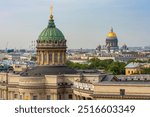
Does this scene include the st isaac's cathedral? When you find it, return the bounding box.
[106,27,119,52]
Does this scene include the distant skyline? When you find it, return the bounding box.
[0,0,150,49]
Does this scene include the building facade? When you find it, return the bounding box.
[125,62,150,75]
[1,72,150,100]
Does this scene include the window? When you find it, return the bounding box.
[120,89,125,96]
[145,78,147,81]
[32,96,38,100]
[60,53,63,63]
[44,54,47,61]
[83,97,86,100]
[47,95,51,100]
[59,94,61,100]
[14,94,18,99]
[15,66,21,68]
[49,53,52,63]
[68,94,72,99]
[54,53,58,63]
[20,95,23,99]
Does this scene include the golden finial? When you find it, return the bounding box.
[111,27,113,32]
[50,5,53,16]
[50,4,53,20]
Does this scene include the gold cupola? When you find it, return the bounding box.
[107,27,117,38]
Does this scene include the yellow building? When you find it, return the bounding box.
[125,62,150,75]
[125,62,142,75]
[12,64,28,73]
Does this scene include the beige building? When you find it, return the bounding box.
[1,72,150,100]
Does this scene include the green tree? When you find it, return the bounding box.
[88,58,102,69]
[108,62,126,75]
[141,68,150,74]
[88,58,113,70]
[66,59,126,75]
[66,61,89,69]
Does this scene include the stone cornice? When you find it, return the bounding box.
[91,94,150,100]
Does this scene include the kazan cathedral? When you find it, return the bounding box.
[0,6,150,100]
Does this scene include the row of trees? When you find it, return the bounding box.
[127,59,150,64]
[66,58,126,75]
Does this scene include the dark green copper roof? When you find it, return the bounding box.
[38,16,65,41]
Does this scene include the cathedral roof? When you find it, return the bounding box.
[20,66,77,77]
[38,7,65,42]
[107,27,117,39]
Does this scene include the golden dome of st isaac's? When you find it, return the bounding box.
[107,27,117,38]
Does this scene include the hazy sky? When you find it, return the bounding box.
[0,0,150,49]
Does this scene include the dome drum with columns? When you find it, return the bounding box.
[36,39,67,66]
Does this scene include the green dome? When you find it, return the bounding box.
[38,17,65,41]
